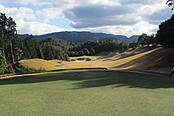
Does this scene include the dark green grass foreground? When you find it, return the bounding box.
[1,70,174,116]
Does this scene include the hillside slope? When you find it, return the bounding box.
[113,47,174,73]
[19,47,174,73]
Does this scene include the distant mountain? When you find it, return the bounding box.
[18,31,139,42]
[128,35,139,42]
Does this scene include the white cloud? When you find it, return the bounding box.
[76,0,120,6]
[82,21,158,37]
[0,0,172,36]
[0,0,50,5]
[0,4,64,35]
[63,0,171,36]
[35,8,63,22]
[16,20,64,35]
[0,5,35,20]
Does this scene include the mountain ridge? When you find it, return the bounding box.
[18,31,139,42]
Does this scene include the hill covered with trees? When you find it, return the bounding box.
[21,37,132,60]
[18,31,139,42]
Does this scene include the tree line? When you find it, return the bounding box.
[21,36,132,59]
[68,39,131,56]
[137,14,174,48]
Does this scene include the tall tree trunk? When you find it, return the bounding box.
[10,39,15,65]
[1,28,6,61]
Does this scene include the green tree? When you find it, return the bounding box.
[22,36,40,59]
[0,50,7,74]
[156,15,174,47]
[0,13,20,65]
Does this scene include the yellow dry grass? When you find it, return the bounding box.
[19,48,160,72]
[19,58,58,71]
[101,48,160,68]
[59,48,159,69]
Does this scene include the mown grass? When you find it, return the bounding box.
[0,70,174,116]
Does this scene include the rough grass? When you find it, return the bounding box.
[0,70,174,116]
[53,48,160,70]
[19,59,58,71]
[19,47,174,73]
[20,48,158,70]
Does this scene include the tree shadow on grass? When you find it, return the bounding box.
[0,70,174,89]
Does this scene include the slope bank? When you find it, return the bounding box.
[19,47,174,73]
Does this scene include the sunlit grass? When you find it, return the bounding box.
[19,59,58,71]
[19,47,164,72]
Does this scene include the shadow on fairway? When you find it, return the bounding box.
[0,70,174,89]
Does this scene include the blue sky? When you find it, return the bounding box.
[1,2,48,10]
[1,2,73,29]
[0,0,172,36]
